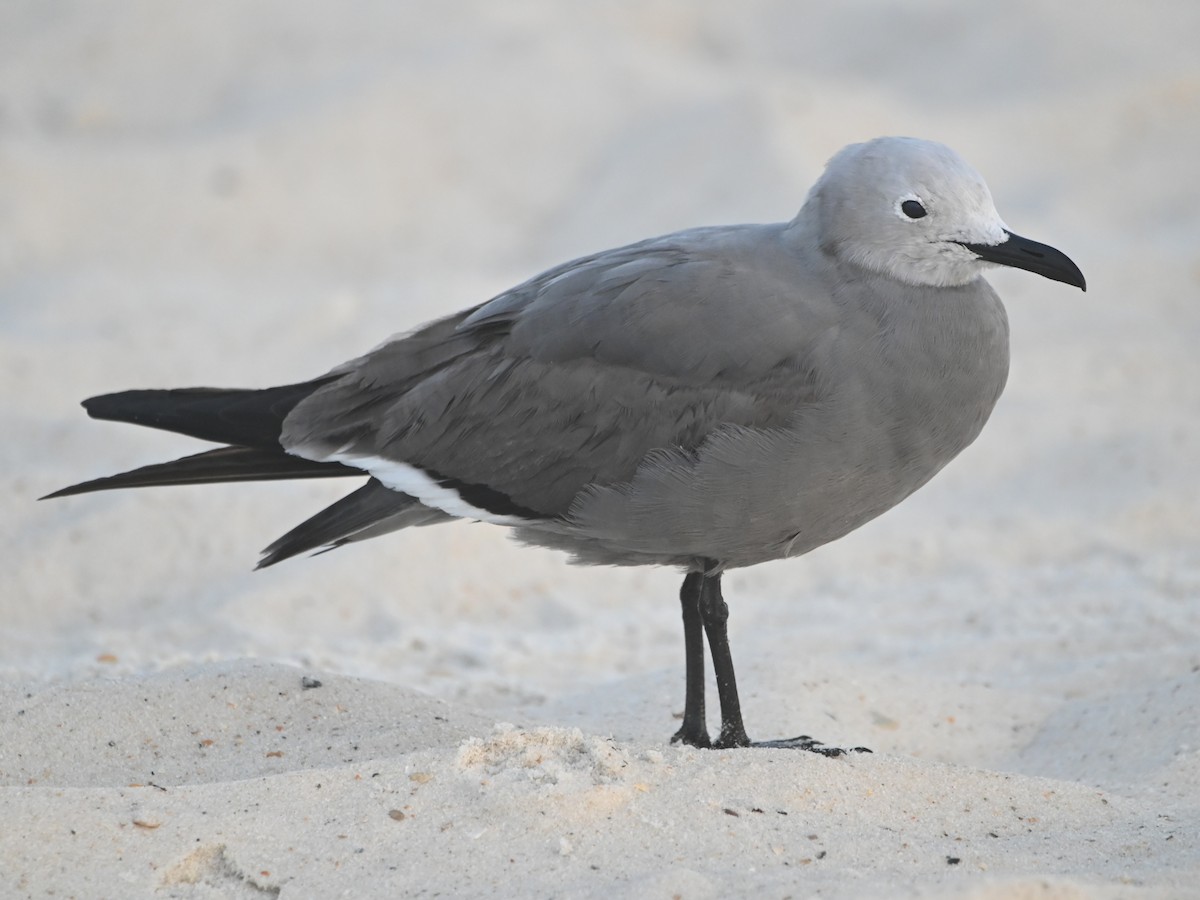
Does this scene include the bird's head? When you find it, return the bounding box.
[806,136,1085,291]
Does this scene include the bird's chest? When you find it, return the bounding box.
[710,300,1010,566]
[857,298,1011,481]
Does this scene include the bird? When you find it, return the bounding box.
[45,136,1085,752]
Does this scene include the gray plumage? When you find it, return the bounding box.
[47,136,1084,749]
[278,137,1073,571]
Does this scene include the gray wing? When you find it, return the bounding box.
[281,224,835,518]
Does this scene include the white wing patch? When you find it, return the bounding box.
[325,453,533,526]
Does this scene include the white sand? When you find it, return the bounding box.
[2,3,1198,897]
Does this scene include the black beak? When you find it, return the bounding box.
[958,230,1086,291]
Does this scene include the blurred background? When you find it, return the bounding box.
[2,1,1197,756]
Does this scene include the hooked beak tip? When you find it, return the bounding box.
[960,230,1086,292]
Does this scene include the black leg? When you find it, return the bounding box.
[694,564,872,757]
[697,571,753,748]
[670,571,711,748]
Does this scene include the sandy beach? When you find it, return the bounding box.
[2,3,1198,897]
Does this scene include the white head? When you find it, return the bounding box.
[804,137,1084,291]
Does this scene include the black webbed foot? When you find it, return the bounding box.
[670,722,712,749]
[748,734,872,756]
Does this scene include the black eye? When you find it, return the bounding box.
[900,199,927,219]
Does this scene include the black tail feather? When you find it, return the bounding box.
[82,378,336,449]
[41,445,359,500]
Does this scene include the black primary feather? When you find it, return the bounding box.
[41,445,359,500]
[81,378,336,449]
[256,478,418,569]
[43,378,357,501]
